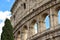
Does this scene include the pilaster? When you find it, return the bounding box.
[38,16,46,33]
[21,28,28,40]
[50,8,58,30]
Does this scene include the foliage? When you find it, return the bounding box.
[1,19,14,40]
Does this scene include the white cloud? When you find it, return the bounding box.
[0,22,4,35]
[0,11,11,35]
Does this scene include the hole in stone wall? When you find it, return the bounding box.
[22,26,28,40]
[34,23,38,34]
[58,10,60,24]
[24,3,26,9]
[30,20,38,35]
[17,31,21,40]
[45,15,50,29]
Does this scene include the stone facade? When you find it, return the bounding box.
[10,0,60,40]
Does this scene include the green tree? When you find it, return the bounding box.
[1,19,14,40]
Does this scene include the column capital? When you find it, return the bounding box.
[49,8,58,30]
[52,14,58,17]
[39,20,45,23]
[49,14,58,17]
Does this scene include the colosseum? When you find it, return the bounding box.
[11,0,60,40]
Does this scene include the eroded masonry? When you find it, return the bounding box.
[11,0,60,40]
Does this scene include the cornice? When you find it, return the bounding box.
[10,0,18,13]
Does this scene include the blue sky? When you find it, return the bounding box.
[0,0,15,11]
[45,11,60,29]
[0,0,15,35]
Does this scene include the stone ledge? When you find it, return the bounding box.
[27,24,60,40]
[13,0,60,34]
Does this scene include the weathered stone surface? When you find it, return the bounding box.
[11,0,60,40]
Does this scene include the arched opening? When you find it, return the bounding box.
[30,20,38,36]
[45,15,50,29]
[34,23,38,33]
[41,13,50,30]
[21,25,28,40]
[58,10,60,24]
[55,6,60,25]
[17,31,21,40]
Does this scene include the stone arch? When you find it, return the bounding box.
[29,19,38,36]
[17,31,21,40]
[58,10,60,24]
[41,13,48,21]
[42,13,50,29]
[45,15,50,29]
[55,6,60,24]
[55,6,60,11]
[39,13,50,32]
[21,25,28,40]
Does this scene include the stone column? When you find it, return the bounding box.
[26,22,35,40]
[16,32,21,40]
[20,31,22,40]
[21,30,28,40]
[30,26,35,35]
[37,20,40,33]
[50,8,58,30]
[38,16,46,33]
[14,35,17,40]
[14,33,18,40]
[26,23,30,40]
[39,20,46,32]
[28,21,36,37]
[17,35,21,40]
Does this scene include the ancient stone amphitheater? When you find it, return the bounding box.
[11,0,60,40]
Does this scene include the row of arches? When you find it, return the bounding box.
[45,10,60,29]
[15,7,60,40]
